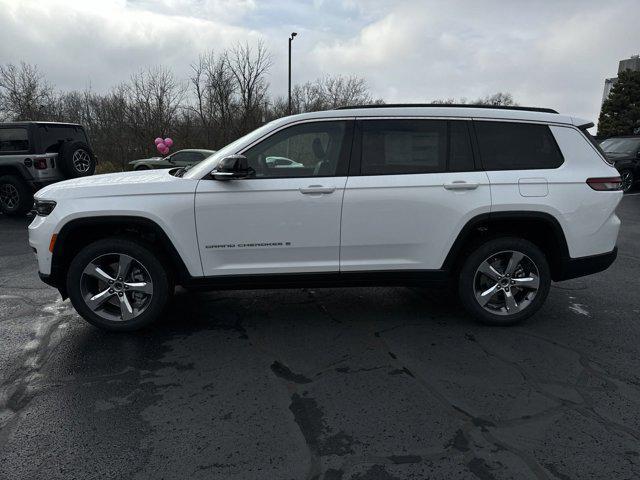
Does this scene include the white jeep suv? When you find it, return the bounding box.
[28,105,622,331]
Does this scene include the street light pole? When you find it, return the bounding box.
[288,32,297,115]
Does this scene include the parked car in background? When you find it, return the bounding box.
[0,122,96,216]
[129,149,215,171]
[600,135,640,192]
[265,156,304,168]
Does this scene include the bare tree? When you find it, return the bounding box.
[280,75,382,115]
[0,62,55,120]
[475,92,516,106]
[190,51,237,146]
[430,92,517,106]
[122,66,187,155]
[227,41,272,132]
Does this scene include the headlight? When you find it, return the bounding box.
[34,199,56,216]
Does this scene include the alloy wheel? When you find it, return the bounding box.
[72,149,92,173]
[80,253,154,322]
[473,250,540,316]
[0,183,19,210]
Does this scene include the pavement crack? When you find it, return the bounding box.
[271,360,313,384]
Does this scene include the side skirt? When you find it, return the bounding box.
[181,269,451,291]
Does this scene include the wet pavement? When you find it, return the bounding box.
[1,194,640,479]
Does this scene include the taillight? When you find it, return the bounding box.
[586,177,622,191]
[33,158,48,169]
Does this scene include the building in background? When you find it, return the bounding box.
[602,54,640,103]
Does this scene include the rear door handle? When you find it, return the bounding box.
[443,181,479,190]
[299,185,336,194]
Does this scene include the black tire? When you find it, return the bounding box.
[58,141,96,178]
[0,175,33,216]
[620,170,634,193]
[67,238,171,331]
[135,165,151,171]
[458,237,551,326]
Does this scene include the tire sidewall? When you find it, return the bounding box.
[0,175,32,216]
[458,237,551,326]
[67,238,171,331]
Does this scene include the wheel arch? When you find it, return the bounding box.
[443,211,570,281]
[51,215,191,297]
[0,164,33,183]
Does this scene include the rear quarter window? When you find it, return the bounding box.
[0,128,29,152]
[475,121,564,170]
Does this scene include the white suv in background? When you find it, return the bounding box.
[28,105,622,331]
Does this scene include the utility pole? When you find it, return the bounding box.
[288,32,297,114]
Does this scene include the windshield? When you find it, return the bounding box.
[600,137,640,155]
[183,121,277,179]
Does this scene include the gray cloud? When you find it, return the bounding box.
[0,0,638,123]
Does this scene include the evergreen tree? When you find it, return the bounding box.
[598,70,640,137]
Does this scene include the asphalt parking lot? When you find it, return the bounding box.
[1,195,640,480]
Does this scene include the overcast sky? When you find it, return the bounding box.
[1,0,639,123]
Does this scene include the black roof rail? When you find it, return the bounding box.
[334,104,559,114]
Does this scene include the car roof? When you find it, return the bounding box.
[270,105,591,129]
[176,149,216,153]
[1,121,83,128]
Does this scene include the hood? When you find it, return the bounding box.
[35,169,197,200]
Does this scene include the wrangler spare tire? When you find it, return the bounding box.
[58,141,96,178]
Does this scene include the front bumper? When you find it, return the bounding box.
[554,247,618,281]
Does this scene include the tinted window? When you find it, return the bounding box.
[475,121,563,170]
[243,121,348,178]
[361,120,446,175]
[172,151,204,163]
[37,125,88,153]
[449,121,474,172]
[0,128,29,152]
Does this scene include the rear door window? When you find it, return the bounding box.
[475,121,564,170]
[360,120,447,175]
[0,128,29,152]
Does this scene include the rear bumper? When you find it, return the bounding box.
[554,247,617,281]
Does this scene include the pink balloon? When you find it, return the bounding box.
[154,137,163,145]
[156,142,166,153]
[161,146,170,155]
[163,138,173,148]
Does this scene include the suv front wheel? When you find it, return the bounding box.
[67,238,171,331]
[458,237,551,325]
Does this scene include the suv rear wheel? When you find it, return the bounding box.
[67,238,171,331]
[458,237,551,325]
[0,175,32,216]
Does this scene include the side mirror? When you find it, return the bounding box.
[211,155,252,180]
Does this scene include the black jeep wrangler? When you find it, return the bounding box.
[0,122,96,216]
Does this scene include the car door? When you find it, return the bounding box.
[340,118,491,271]
[195,119,354,276]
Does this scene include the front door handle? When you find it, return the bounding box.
[299,185,336,194]
[443,181,479,190]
